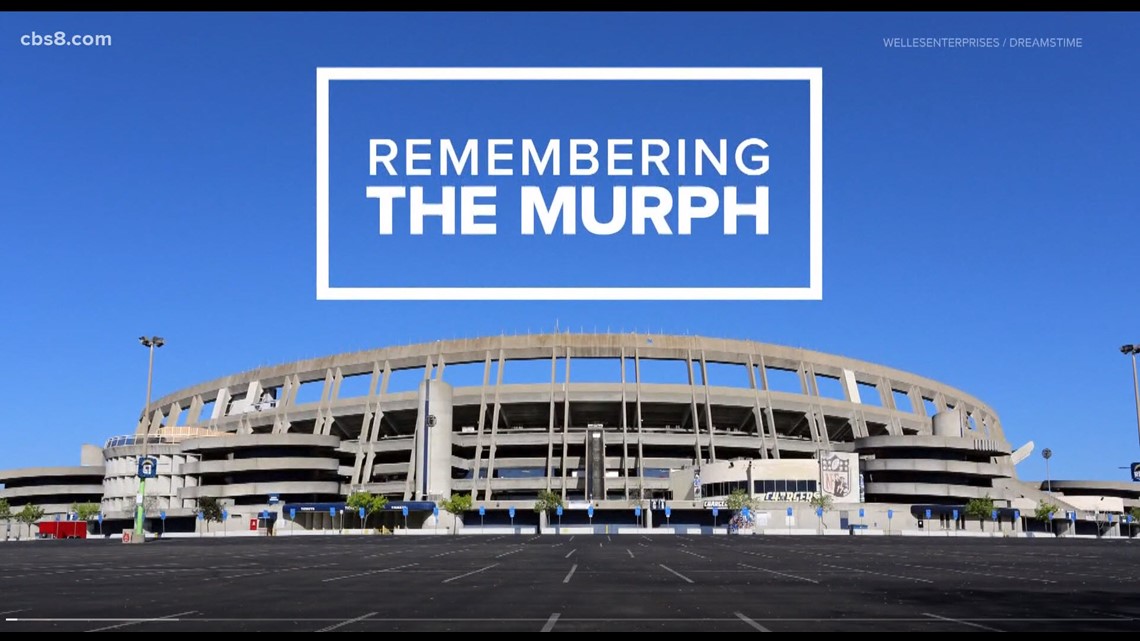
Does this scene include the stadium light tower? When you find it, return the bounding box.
[1122,344,1140,448]
[135,336,164,540]
[1041,448,1052,494]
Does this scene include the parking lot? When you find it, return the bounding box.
[1,535,1137,631]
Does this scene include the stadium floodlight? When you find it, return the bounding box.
[134,335,165,541]
[1122,344,1140,448]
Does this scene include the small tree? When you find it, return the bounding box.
[725,488,755,513]
[1129,507,1140,522]
[16,504,44,538]
[439,493,473,515]
[197,496,223,531]
[0,499,10,540]
[72,502,101,521]
[533,489,564,516]
[809,492,833,512]
[346,491,389,529]
[1034,501,1059,523]
[965,496,995,530]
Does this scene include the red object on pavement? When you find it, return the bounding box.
[36,521,87,539]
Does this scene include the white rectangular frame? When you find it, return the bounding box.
[316,67,822,300]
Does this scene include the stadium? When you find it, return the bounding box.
[2,333,1137,538]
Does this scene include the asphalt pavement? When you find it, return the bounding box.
[0,534,1137,631]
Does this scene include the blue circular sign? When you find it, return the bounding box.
[359,506,366,518]
[787,507,793,517]
[432,506,439,518]
[587,506,594,517]
[509,507,516,518]
[887,509,893,519]
[478,505,485,516]
[634,506,641,517]
[665,506,672,517]
[711,507,719,517]
[557,505,563,516]
[816,507,824,517]
[401,506,409,517]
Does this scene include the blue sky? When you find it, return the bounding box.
[1,12,1138,483]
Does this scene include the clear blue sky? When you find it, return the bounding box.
[2,12,1138,483]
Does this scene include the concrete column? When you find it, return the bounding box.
[546,347,557,491]
[746,355,770,459]
[471,353,492,501]
[560,347,571,500]
[211,389,230,420]
[634,347,645,497]
[700,351,717,462]
[483,350,506,500]
[757,355,780,459]
[620,346,630,498]
[186,396,204,425]
[686,350,703,465]
[414,379,453,501]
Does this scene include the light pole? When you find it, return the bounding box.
[1121,345,1140,448]
[135,336,164,540]
[1042,448,1052,494]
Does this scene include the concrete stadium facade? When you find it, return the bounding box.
[2,333,1137,537]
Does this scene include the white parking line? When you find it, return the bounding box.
[442,563,499,584]
[541,613,561,632]
[565,548,576,559]
[821,563,932,584]
[496,548,525,558]
[5,616,1131,624]
[678,549,707,560]
[659,564,695,584]
[323,563,419,583]
[903,563,1056,584]
[363,550,407,559]
[316,611,376,632]
[627,549,635,559]
[0,610,25,617]
[738,563,819,585]
[569,536,575,542]
[734,611,771,632]
[563,564,578,584]
[86,610,197,632]
[922,612,1003,632]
